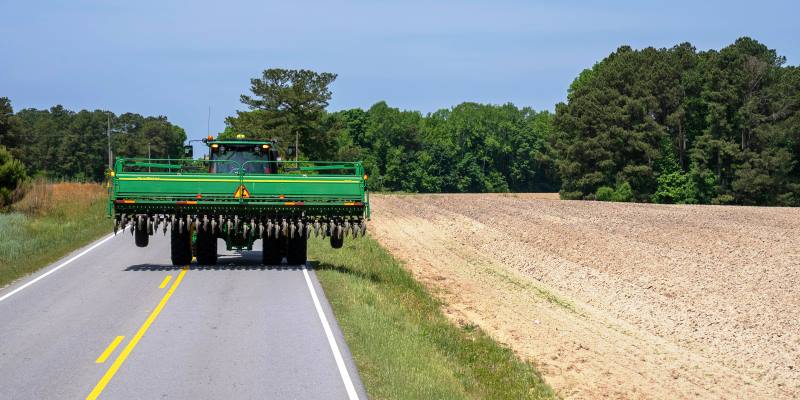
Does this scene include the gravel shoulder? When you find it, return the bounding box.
[370,193,800,399]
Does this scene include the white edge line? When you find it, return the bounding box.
[302,267,360,400]
[0,233,117,303]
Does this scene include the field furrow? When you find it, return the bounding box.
[371,193,800,399]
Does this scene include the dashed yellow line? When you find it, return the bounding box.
[158,275,172,289]
[94,336,124,364]
[86,267,188,400]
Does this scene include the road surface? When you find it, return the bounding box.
[0,233,367,399]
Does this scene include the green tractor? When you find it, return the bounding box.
[108,135,369,266]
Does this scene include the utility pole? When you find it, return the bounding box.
[107,113,113,170]
[147,143,151,172]
[295,131,299,162]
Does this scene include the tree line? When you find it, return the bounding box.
[226,37,798,205]
[2,36,798,206]
[229,100,558,192]
[224,69,558,193]
[0,99,187,182]
[554,37,800,205]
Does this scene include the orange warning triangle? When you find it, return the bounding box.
[233,185,250,198]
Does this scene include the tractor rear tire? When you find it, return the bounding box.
[171,224,192,266]
[196,227,217,265]
[262,236,284,265]
[134,220,149,248]
[287,232,307,265]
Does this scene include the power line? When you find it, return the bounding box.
[107,113,113,170]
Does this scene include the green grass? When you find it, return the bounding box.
[0,184,111,288]
[310,235,556,400]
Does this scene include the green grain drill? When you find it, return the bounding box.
[108,135,369,266]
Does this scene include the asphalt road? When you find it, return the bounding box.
[0,233,367,400]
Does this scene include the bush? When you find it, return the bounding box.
[594,182,634,202]
[651,171,698,204]
[690,166,719,204]
[559,190,583,200]
[712,194,735,205]
[595,186,615,201]
[612,181,633,202]
[0,146,27,207]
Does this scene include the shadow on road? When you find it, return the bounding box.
[124,251,308,272]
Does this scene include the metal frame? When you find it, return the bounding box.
[108,157,369,219]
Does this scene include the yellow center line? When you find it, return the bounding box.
[158,275,172,289]
[86,267,189,400]
[95,336,125,364]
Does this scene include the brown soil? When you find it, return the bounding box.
[370,193,800,399]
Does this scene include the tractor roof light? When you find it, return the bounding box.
[236,134,245,139]
[262,144,270,149]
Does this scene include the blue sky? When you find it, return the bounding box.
[1,0,798,142]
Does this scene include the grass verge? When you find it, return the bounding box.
[0,182,111,288]
[310,235,555,400]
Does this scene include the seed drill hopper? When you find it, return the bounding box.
[108,136,369,266]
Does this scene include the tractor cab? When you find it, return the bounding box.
[205,135,279,174]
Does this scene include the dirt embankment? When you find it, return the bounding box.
[370,194,800,399]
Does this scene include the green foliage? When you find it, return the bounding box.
[567,65,598,101]
[595,186,614,201]
[613,181,633,202]
[223,68,559,193]
[609,182,635,202]
[652,171,697,204]
[554,37,800,206]
[0,97,22,152]
[227,85,559,193]
[559,190,583,200]
[226,68,338,161]
[0,145,27,207]
[594,181,633,202]
[322,102,558,193]
[0,98,185,182]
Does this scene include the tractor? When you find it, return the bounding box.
[108,135,369,265]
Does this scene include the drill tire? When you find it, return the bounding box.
[196,227,217,265]
[171,223,192,266]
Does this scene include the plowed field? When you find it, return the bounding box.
[370,193,800,399]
